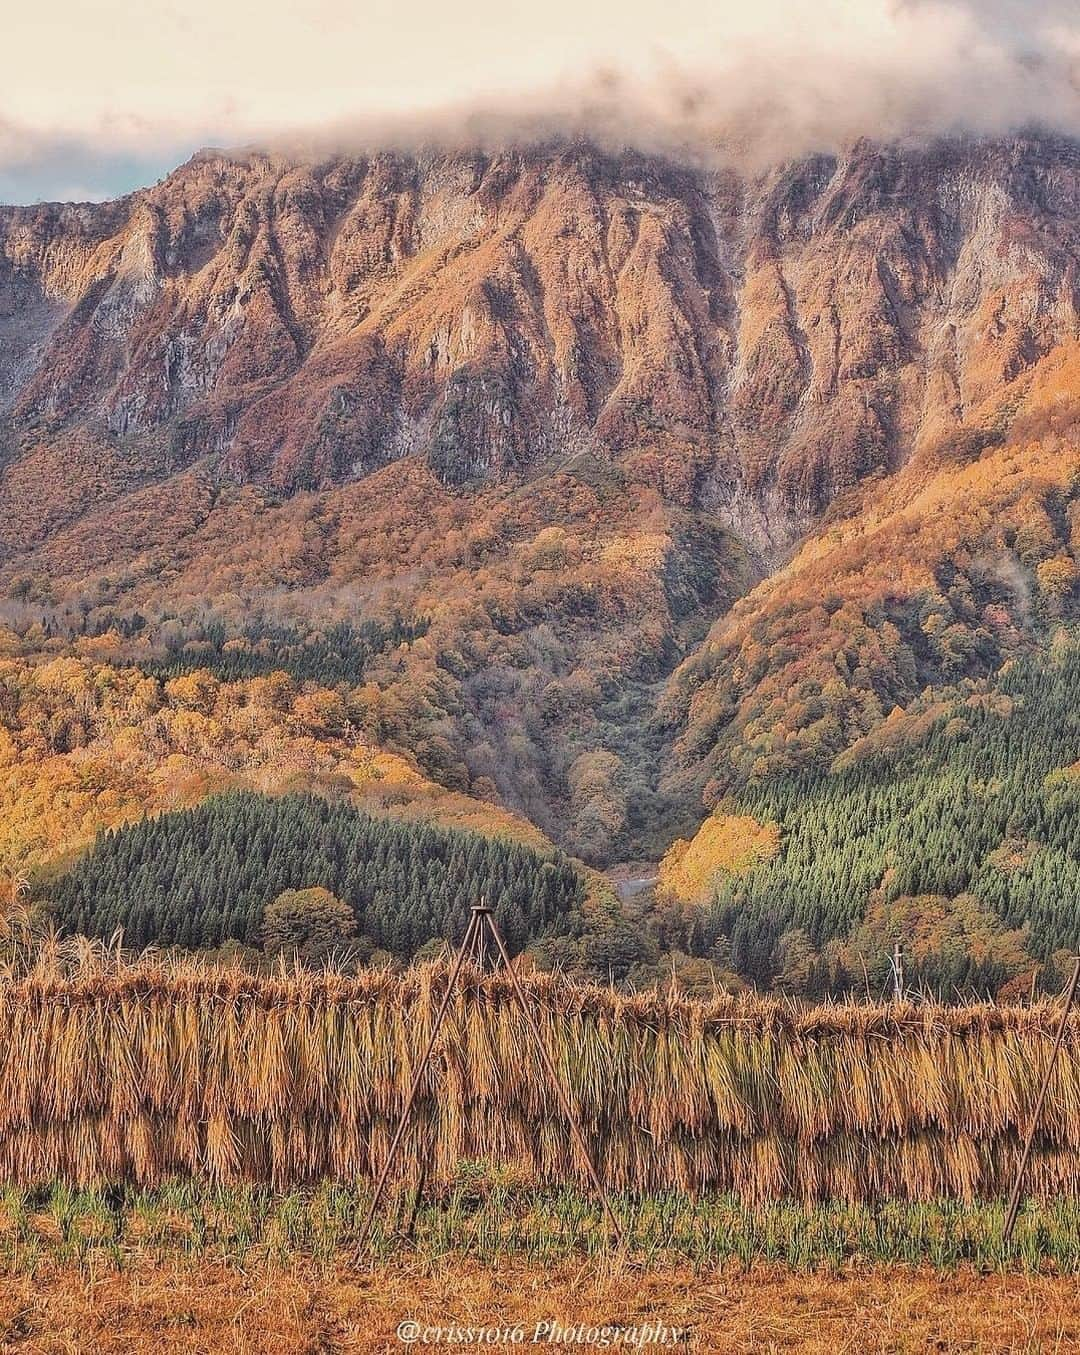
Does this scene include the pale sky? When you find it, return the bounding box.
[2,0,1077,202]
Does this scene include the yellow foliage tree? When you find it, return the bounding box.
[1037,554,1079,599]
[658,813,780,904]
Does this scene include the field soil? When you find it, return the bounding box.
[1,1257,1079,1354]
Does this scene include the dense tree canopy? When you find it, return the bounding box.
[695,635,1080,992]
[51,791,584,958]
[260,886,359,964]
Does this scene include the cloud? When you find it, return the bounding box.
[291,0,1080,171]
[0,0,1077,202]
[0,120,200,205]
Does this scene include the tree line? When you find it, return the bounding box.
[51,791,584,958]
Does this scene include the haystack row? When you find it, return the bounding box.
[2,953,1078,1200]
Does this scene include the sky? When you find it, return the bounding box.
[2,0,1078,203]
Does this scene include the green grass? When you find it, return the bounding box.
[2,1178,1079,1274]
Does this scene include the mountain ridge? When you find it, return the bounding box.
[0,131,1078,888]
[2,134,1077,540]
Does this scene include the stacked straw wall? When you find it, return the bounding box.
[3,960,1079,1201]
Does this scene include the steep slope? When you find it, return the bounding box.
[661,341,1080,800]
[0,133,1078,890]
[1,136,1077,535]
[648,337,1080,993]
[661,636,1080,995]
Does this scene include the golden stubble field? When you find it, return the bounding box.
[1,1257,1079,1355]
[4,956,1080,1351]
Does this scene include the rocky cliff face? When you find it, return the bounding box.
[1,135,1076,549]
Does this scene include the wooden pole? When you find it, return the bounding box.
[481,907,625,1245]
[357,909,480,1244]
[402,1154,430,1240]
[358,902,625,1250]
[1003,954,1080,1244]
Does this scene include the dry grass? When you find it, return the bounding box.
[1,1255,1079,1354]
[2,942,1080,1200]
[1,1180,1078,1352]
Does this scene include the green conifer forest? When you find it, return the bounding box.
[702,640,1080,990]
[51,792,584,957]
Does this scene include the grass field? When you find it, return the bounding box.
[4,1182,1080,1273]
[2,1186,1080,1353]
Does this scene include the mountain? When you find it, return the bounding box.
[0,132,1078,989]
[3,135,1078,529]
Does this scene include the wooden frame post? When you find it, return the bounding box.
[1003,954,1080,1244]
[357,907,482,1244]
[358,902,624,1249]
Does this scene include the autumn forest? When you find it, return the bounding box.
[0,136,1078,999]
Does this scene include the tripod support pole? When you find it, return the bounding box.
[359,903,624,1248]
[358,907,481,1243]
[481,906,624,1242]
[1003,953,1080,1244]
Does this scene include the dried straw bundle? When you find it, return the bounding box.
[2,945,1078,1200]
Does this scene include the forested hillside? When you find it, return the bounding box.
[675,634,1080,996]
[130,615,428,685]
[3,134,1079,861]
[661,347,1080,804]
[0,460,751,862]
[52,791,584,956]
[1,136,1079,995]
[0,650,559,897]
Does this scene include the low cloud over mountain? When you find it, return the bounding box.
[2,0,1078,201]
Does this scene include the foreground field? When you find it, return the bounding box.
[1,1186,1080,1352]
[5,1257,1080,1354]
[2,1189,1080,1355]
